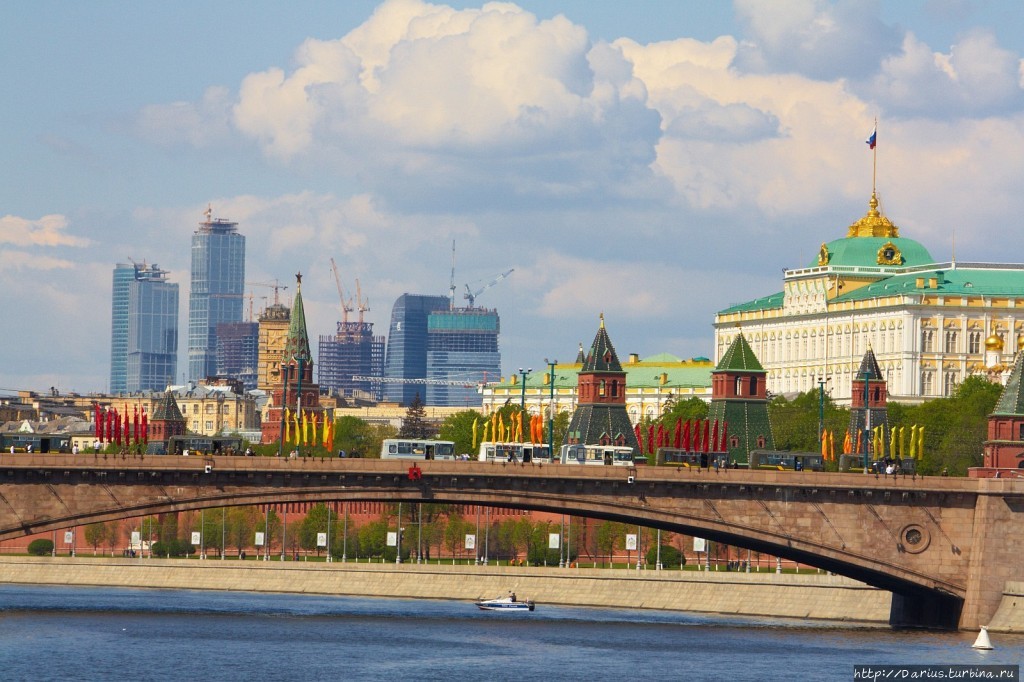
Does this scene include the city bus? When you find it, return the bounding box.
[749,450,823,471]
[559,444,637,466]
[380,439,457,460]
[477,442,552,464]
[655,448,730,469]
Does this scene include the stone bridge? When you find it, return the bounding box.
[0,453,1020,630]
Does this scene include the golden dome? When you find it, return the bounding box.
[1018,336,1024,351]
[985,334,1004,352]
[847,191,900,238]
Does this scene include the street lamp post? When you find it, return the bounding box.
[545,359,557,459]
[817,377,829,441]
[519,367,532,442]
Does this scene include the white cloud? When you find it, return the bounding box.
[865,30,1024,116]
[137,86,235,147]
[733,0,902,79]
[0,214,91,249]
[208,1,662,205]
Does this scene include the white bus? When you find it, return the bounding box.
[559,444,637,466]
[477,442,552,464]
[380,439,456,460]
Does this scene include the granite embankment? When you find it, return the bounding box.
[0,556,893,624]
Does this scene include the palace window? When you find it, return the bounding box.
[735,377,743,396]
[921,330,935,353]
[944,330,959,353]
[968,331,981,354]
[943,372,959,397]
[921,371,934,396]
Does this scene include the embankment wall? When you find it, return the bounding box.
[0,556,891,624]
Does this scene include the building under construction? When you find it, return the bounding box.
[318,321,385,400]
[215,322,258,391]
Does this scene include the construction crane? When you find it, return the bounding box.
[329,258,354,323]
[355,278,369,324]
[245,279,288,306]
[352,376,479,387]
[464,269,514,308]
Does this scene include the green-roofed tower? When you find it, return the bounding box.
[983,349,1024,470]
[261,273,324,445]
[148,390,186,444]
[849,348,890,464]
[563,315,641,453]
[707,333,773,464]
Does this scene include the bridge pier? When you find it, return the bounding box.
[889,591,962,630]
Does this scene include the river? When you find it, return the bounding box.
[0,585,1019,681]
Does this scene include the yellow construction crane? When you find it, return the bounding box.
[245,279,288,306]
[330,258,355,323]
[355,278,369,324]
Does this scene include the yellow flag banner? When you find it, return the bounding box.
[284,408,291,443]
[472,417,479,450]
[916,425,925,460]
[828,430,835,462]
[292,411,300,446]
[322,416,330,447]
[842,430,851,455]
[820,430,828,458]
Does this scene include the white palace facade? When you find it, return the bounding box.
[714,192,1024,405]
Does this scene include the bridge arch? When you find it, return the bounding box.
[0,455,1010,629]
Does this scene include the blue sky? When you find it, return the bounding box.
[4,0,1024,394]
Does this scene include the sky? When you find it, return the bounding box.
[4,0,1024,395]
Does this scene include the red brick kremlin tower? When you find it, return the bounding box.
[563,315,641,452]
[983,347,1024,471]
[262,273,323,446]
[148,390,186,444]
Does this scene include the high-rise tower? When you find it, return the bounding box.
[188,207,245,382]
[426,307,500,406]
[383,294,450,405]
[110,261,179,393]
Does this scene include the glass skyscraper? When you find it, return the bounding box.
[110,262,179,393]
[383,294,450,405]
[426,308,500,406]
[188,211,245,382]
[383,294,501,406]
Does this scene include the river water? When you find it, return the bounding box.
[0,585,1019,681]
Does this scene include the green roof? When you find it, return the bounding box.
[993,352,1024,416]
[814,236,933,269]
[284,283,312,363]
[716,334,765,373]
[719,291,784,315]
[834,265,1024,303]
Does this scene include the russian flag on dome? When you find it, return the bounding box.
[866,125,877,150]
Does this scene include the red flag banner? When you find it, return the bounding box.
[681,420,691,451]
[702,420,710,454]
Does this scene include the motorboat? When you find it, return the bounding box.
[475,593,535,611]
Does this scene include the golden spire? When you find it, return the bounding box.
[599,312,605,329]
[846,191,900,238]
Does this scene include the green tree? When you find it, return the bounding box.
[443,513,470,562]
[595,521,626,565]
[399,393,432,438]
[300,503,337,556]
[83,522,109,555]
[438,410,484,456]
[891,376,1000,476]
[332,415,396,459]
[657,397,709,428]
[28,538,54,556]
[226,506,259,556]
